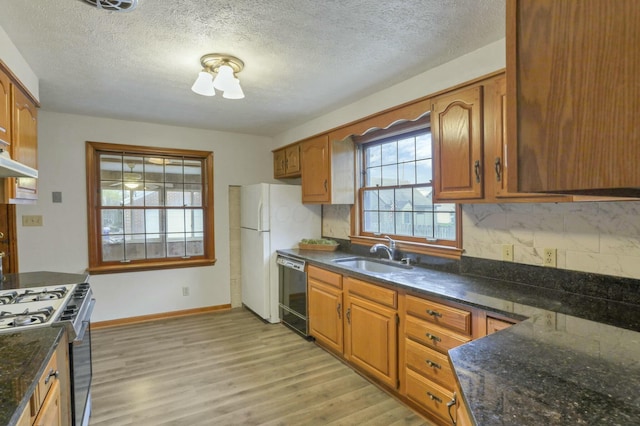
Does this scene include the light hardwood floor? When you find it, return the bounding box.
[90,308,431,426]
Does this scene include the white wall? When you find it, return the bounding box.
[0,25,39,100]
[273,39,506,147]
[17,111,274,321]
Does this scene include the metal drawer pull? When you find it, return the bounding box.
[425,359,442,369]
[426,392,442,403]
[448,392,458,425]
[426,309,442,318]
[44,369,59,385]
[426,333,441,342]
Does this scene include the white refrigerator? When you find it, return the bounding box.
[240,183,321,323]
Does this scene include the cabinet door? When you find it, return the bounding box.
[33,379,61,426]
[344,293,398,389]
[308,279,343,354]
[0,69,11,146]
[11,87,38,200]
[432,85,483,200]
[301,135,330,203]
[273,148,286,178]
[507,0,640,194]
[285,144,300,175]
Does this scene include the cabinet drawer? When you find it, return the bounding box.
[31,351,57,415]
[406,369,455,424]
[346,277,396,308]
[406,295,471,335]
[405,338,455,390]
[487,316,516,335]
[308,265,342,289]
[406,315,470,353]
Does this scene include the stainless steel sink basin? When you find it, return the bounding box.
[332,257,412,273]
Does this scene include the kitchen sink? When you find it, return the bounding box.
[332,257,412,273]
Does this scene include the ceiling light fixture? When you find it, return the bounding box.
[191,54,245,99]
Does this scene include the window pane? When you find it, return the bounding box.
[167,209,185,233]
[128,188,146,207]
[101,183,124,206]
[416,133,432,160]
[102,236,124,262]
[435,204,456,241]
[413,212,432,238]
[378,189,394,211]
[189,210,204,234]
[398,162,416,185]
[366,166,382,187]
[416,159,432,184]
[184,160,203,184]
[413,187,433,211]
[187,236,204,256]
[101,210,124,236]
[381,142,397,165]
[167,235,186,257]
[395,188,412,211]
[380,212,394,234]
[100,155,123,181]
[124,234,146,260]
[366,145,381,167]
[397,137,415,162]
[184,184,203,207]
[395,212,413,236]
[363,190,379,210]
[363,211,379,233]
[166,188,185,207]
[144,158,166,183]
[123,210,146,235]
[165,162,184,183]
[381,164,398,186]
[146,234,166,259]
[143,184,163,206]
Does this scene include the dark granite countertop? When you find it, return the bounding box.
[0,327,65,426]
[1,270,89,291]
[279,249,640,425]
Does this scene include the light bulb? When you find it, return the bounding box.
[191,71,215,96]
[213,64,236,91]
[222,78,245,100]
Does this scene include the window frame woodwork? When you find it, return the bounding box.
[86,141,216,274]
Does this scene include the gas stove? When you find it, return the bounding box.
[0,283,93,340]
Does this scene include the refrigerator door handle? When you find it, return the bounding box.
[257,201,264,231]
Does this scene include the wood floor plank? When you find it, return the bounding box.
[90,308,431,426]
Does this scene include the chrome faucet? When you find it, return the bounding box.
[370,236,396,260]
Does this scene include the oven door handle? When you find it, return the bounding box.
[75,298,96,342]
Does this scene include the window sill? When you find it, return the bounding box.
[350,235,462,260]
[88,257,217,274]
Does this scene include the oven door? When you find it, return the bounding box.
[70,299,95,426]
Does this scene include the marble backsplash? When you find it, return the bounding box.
[321,201,640,280]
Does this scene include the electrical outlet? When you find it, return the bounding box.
[182,286,190,296]
[22,215,43,226]
[543,248,557,267]
[502,244,514,261]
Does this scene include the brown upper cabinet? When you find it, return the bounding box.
[273,143,301,178]
[300,134,354,204]
[0,65,38,204]
[432,83,484,201]
[507,0,640,196]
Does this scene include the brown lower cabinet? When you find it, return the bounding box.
[307,264,519,426]
[15,330,70,426]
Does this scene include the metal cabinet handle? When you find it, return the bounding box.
[323,179,328,192]
[494,157,502,182]
[425,359,442,369]
[426,333,441,342]
[336,303,341,319]
[447,392,458,425]
[426,392,442,403]
[426,309,442,318]
[474,160,481,183]
[44,369,59,385]
[346,307,351,324]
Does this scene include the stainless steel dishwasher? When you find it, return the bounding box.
[277,254,309,337]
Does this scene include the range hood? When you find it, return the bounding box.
[0,149,38,178]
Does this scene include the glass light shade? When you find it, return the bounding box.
[212,64,236,91]
[124,182,139,189]
[191,71,215,96]
[222,78,245,99]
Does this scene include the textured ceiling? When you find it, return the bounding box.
[0,0,505,136]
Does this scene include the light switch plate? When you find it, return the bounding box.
[22,215,43,226]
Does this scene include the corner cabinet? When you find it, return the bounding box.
[300,134,355,204]
[273,143,301,178]
[0,69,11,147]
[507,0,640,196]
